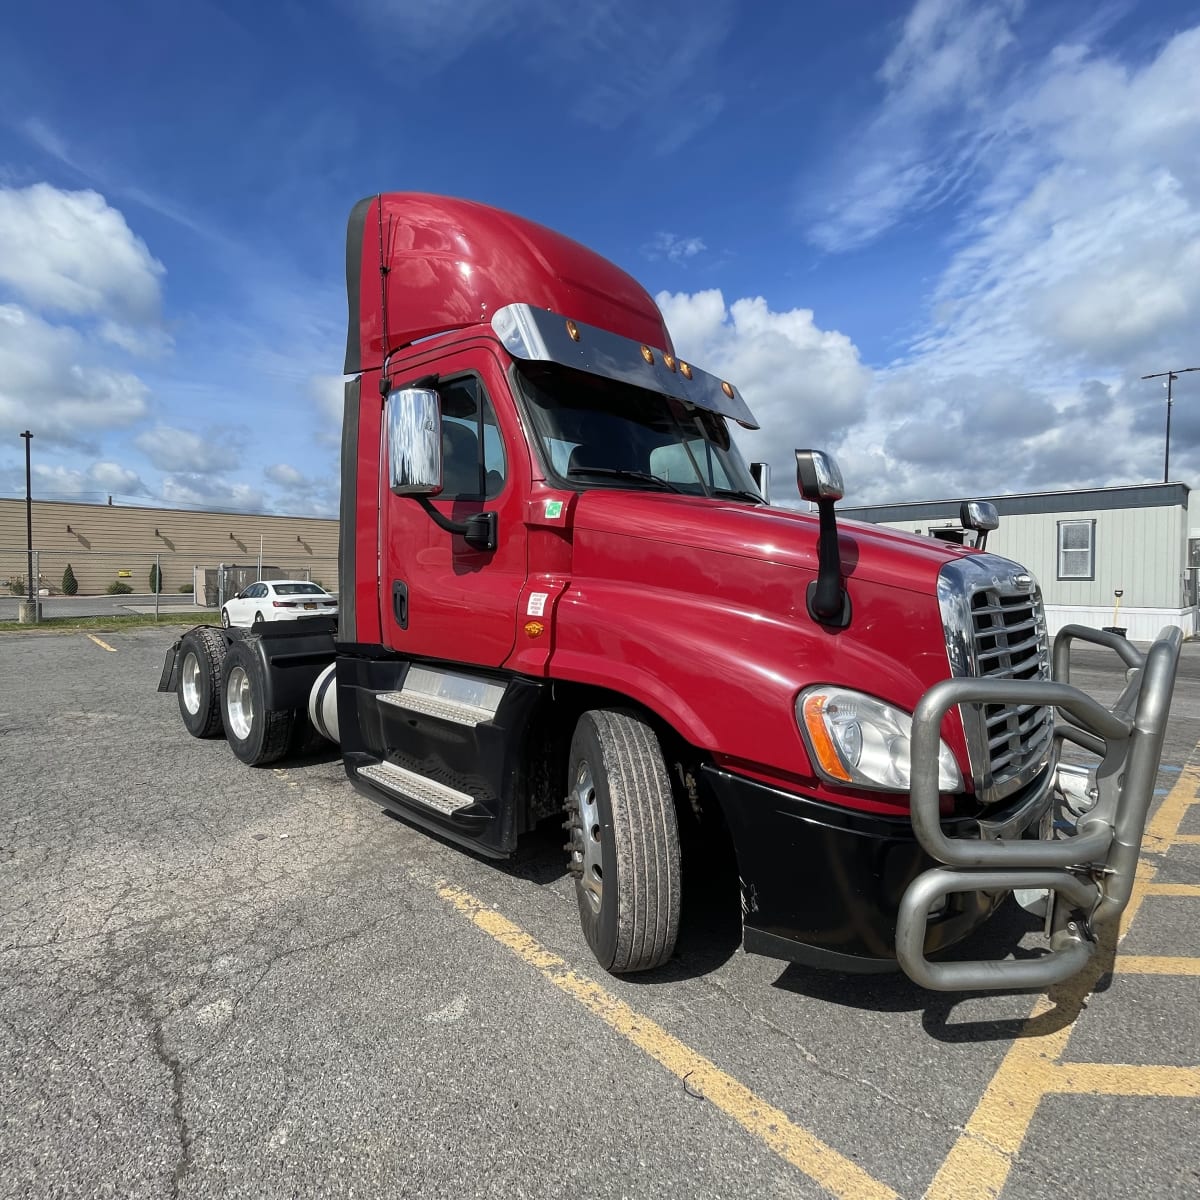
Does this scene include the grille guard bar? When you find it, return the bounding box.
[896,624,1182,991]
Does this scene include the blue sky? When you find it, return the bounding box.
[2,0,1199,514]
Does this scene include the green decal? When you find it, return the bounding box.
[545,500,564,519]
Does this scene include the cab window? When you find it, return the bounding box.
[439,376,507,500]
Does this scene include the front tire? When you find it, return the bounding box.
[220,607,231,629]
[565,709,681,974]
[176,627,227,738]
[221,640,294,766]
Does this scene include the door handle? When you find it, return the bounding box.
[392,580,409,629]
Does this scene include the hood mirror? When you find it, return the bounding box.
[795,449,849,628]
[960,500,999,551]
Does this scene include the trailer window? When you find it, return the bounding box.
[1057,519,1095,580]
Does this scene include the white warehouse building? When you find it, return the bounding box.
[839,483,1194,643]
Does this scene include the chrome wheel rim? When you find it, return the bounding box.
[180,651,201,715]
[226,666,253,741]
[568,760,604,914]
[221,609,230,628]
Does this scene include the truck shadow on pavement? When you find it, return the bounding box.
[771,902,1118,1043]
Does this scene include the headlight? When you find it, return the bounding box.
[796,687,963,793]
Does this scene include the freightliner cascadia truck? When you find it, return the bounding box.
[160,193,1180,992]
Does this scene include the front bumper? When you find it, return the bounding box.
[704,764,1052,973]
[897,624,1182,991]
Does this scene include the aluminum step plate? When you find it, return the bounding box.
[356,761,475,816]
[376,690,496,727]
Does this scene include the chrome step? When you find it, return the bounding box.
[376,690,495,727]
[356,761,475,816]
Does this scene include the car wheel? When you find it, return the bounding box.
[253,611,265,628]
[220,607,231,629]
[565,708,681,974]
[176,627,227,738]
[221,641,294,766]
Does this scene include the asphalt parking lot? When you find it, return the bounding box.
[1,627,1197,1199]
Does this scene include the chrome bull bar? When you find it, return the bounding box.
[896,624,1182,991]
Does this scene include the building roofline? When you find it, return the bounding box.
[840,481,1188,524]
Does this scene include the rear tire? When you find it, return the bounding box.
[253,611,265,629]
[176,627,227,738]
[221,640,294,766]
[565,709,681,974]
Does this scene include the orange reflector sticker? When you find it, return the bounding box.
[524,621,545,638]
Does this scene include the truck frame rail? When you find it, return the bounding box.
[896,624,1182,991]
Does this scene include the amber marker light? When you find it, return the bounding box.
[721,380,735,399]
[800,694,853,782]
[663,354,677,372]
[566,319,580,342]
[679,361,693,379]
[524,620,545,638]
[640,345,654,364]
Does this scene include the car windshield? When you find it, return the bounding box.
[513,362,762,500]
[272,583,326,596]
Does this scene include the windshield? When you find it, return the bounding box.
[513,362,761,499]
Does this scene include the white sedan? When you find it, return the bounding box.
[221,580,338,629]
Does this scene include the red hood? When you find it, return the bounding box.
[570,489,972,596]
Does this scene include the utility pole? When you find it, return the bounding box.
[20,431,33,611]
[1142,366,1200,483]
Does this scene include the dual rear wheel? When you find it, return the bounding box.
[175,629,296,766]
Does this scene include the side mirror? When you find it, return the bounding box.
[794,449,844,502]
[960,500,998,552]
[794,449,849,627]
[960,500,998,532]
[385,388,443,495]
[749,461,771,504]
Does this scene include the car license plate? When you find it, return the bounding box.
[304,602,316,610]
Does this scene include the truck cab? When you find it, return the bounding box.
[162,193,1181,992]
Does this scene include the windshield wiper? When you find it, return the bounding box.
[567,467,683,493]
[710,487,766,504]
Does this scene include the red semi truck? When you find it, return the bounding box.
[161,193,1180,991]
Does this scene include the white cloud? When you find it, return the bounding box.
[20,460,149,501]
[807,0,1022,252]
[0,304,150,447]
[0,183,165,323]
[159,474,266,513]
[134,425,234,474]
[783,9,1200,502]
[658,288,871,492]
[644,233,707,264]
[266,463,306,488]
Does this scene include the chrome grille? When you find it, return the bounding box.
[938,556,1054,805]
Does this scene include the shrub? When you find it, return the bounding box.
[7,575,24,596]
[178,583,193,594]
[149,563,164,593]
[62,563,78,596]
[106,581,134,595]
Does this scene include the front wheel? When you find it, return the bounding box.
[220,607,231,629]
[565,709,681,974]
[221,640,294,765]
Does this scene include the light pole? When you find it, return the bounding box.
[1142,366,1200,483]
[20,430,33,611]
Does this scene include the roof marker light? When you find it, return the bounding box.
[664,354,677,372]
[721,381,735,399]
[640,345,654,364]
[566,319,580,342]
[679,361,693,379]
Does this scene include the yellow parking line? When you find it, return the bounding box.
[1143,882,1200,897]
[1115,955,1200,975]
[86,634,117,653]
[1172,834,1200,845]
[1051,1063,1200,1097]
[437,882,899,1200]
[924,750,1200,1200]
